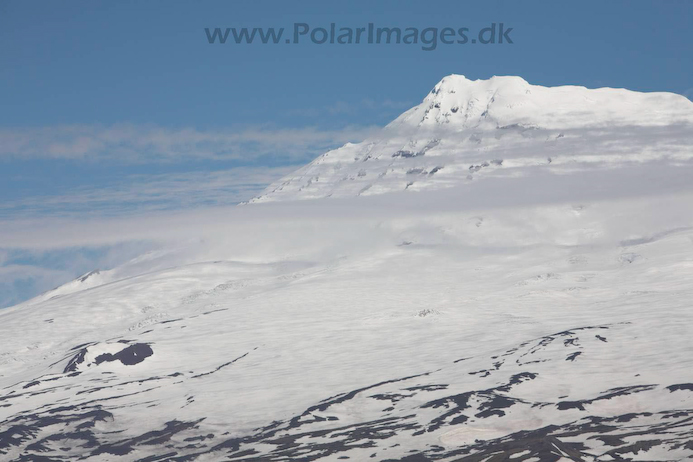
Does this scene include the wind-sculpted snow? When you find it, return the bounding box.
[2,75,693,461]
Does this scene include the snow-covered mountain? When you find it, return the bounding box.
[2,76,693,462]
[251,75,693,202]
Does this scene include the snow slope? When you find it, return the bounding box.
[2,76,693,462]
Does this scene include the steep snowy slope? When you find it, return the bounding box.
[2,76,693,462]
[251,75,693,202]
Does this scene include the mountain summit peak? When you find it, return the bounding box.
[389,74,691,130]
[429,74,530,97]
[394,74,537,129]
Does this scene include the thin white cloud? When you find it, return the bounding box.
[0,166,298,218]
[0,264,71,308]
[0,243,157,309]
[0,124,379,162]
[2,164,693,308]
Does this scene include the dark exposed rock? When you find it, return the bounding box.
[94,344,154,367]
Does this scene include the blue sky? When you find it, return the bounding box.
[1,0,692,307]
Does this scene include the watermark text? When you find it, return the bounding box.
[205,23,514,50]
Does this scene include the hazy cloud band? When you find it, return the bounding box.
[0,124,379,162]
